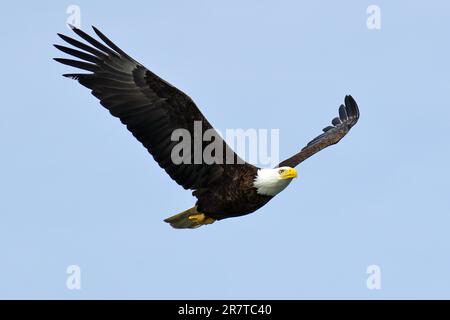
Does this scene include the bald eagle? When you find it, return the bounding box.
[54,26,359,229]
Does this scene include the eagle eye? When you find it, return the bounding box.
[278,169,285,174]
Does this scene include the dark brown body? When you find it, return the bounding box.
[193,165,272,220]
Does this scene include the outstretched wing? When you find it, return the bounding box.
[278,95,359,168]
[54,26,248,191]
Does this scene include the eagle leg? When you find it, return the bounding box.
[164,207,215,229]
[188,214,216,225]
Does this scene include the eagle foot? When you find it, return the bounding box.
[188,213,216,225]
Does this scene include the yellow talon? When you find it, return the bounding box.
[188,213,216,225]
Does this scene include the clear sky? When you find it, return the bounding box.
[1,1,450,299]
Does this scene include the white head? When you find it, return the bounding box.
[253,166,298,196]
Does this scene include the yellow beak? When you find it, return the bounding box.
[280,168,298,179]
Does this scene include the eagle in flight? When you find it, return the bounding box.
[54,26,359,229]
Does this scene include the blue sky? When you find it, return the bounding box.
[1,1,450,299]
